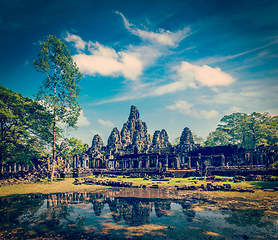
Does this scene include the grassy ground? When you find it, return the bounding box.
[0,178,107,197]
[0,175,277,197]
[93,175,278,189]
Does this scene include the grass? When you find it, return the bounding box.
[92,175,261,189]
[1,175,277,197]
[0,178,107,197]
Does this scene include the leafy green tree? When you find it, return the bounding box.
[57,137,86,168]
[192,132,204,146]
[0,85,52,167]
[204,129,231,147]
[245,112,272,148]
[68,137,86,157]
[205,112,278,148]
[34,35,82,181]
[265,115,278,145]
[217,113,248,145]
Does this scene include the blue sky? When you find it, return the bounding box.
[1,0,278,145]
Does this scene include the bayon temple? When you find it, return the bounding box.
[68,105,277,176]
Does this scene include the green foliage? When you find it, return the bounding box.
[34,35,82,129]
[272,161,278,168]
[0,85,53,164]
[34,35,82,180]
[67,137,86,157]
[172,136,180,146]
[205,112,278,148]
[204,129,231,147]
[192,132,204,146]
[57,137,86,164]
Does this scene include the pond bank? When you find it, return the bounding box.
[1,175,278,197]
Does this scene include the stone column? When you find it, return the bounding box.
[188,156,191,168]
[147,156,150,168]
[156,155,159,168]
[221,154,225,166]
[197,153,201,170]
[14,163,17,173]
[176,156,181,169]
[83,157,86,168]
[165,154,169,169]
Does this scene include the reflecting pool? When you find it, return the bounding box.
[1,188,277,239]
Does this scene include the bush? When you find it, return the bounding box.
[272,161,278,168]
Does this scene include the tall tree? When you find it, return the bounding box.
[0,85,52,167]
[217,112,248,146]
[205,112,278,148]
[34,35,82,181]
[245,112,273,148]
[192,132,204,146]
[204,129,231,147]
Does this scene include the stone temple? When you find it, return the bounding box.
[68,105,277,177]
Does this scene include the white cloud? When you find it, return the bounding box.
[175,62,236,88]
[167,100,219,119]
[77,110,90,126]
[167,100,193,114]
[73,52,143,80]
[94,60,236,102]
[64,32,86,51]
[98,119,114,127]
[116,11,190,46]
[137,62,236,98]
[88,41,118,59]
[70,39,143,81]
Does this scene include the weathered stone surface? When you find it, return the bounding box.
[180,127,194,145]
[117,105,151,154]
[107,127,122,154]
[92,134,103,150]
[53,105,278,176]
[89,134,103,154]
[175,127,195,152]
[150,129,172,150]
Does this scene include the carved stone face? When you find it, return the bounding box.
[153,131,161,145]
[92,134,103,151]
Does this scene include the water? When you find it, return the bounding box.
[0,188,277,239]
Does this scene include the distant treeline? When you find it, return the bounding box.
[192,112,278,149]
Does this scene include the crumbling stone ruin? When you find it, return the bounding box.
[1,105,277,180]
[67,105,277,176]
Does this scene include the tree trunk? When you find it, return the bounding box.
[50,120,56,181]
[50,80,57,182]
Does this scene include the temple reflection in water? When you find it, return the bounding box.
[42,190,200,226]
[1,189,277,239]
